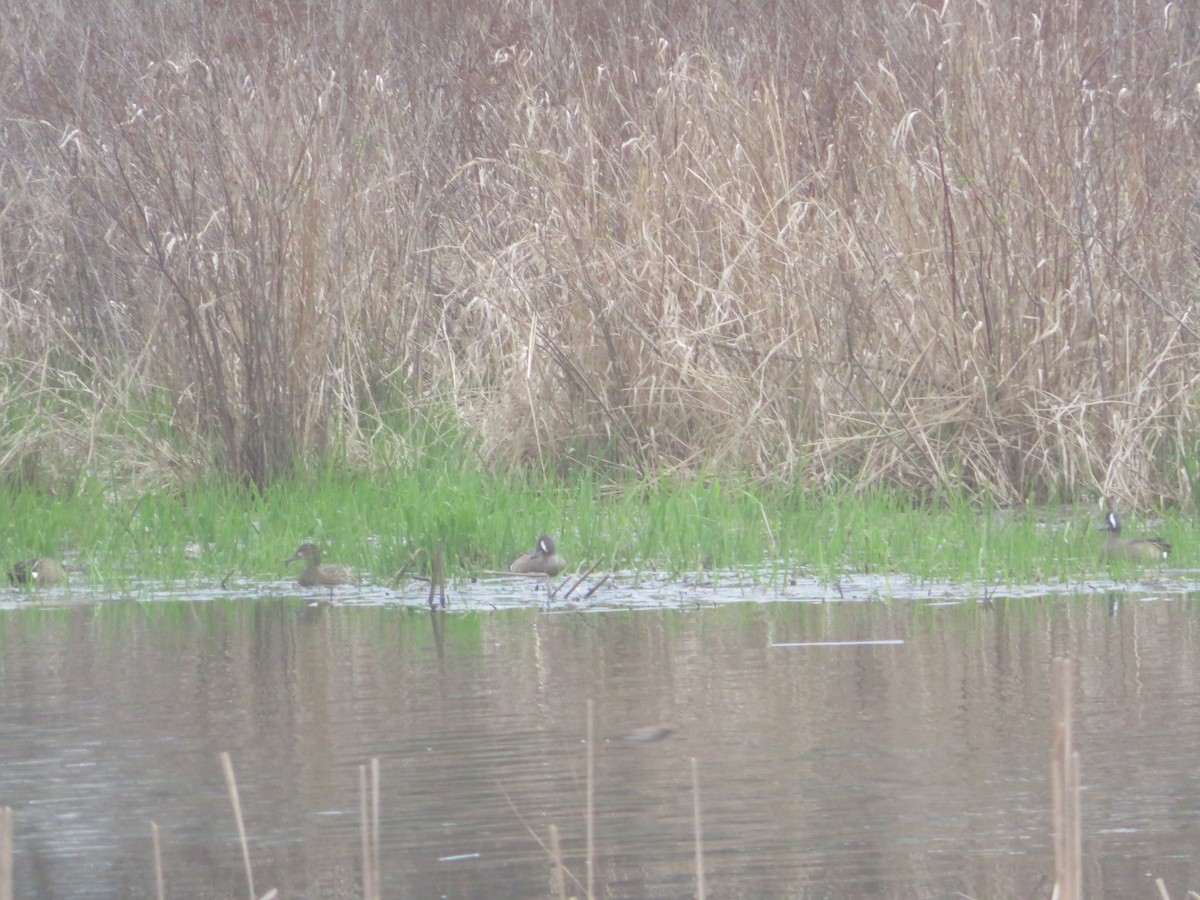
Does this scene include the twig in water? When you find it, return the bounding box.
[219,751,259,900]
[151,821,165,900]
[562,556,607,602]
[582,574,610,601]
[496,785,584,896]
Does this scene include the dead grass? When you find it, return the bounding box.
[1,0,1198,503]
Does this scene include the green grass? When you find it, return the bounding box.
[1,444,1189,592]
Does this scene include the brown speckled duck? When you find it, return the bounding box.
[1098,510,1171,562]
[7,557,68,587]
[285,543,358,587]
[509,535,566,577]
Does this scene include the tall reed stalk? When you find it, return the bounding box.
[220,751,259,900]
[151,821,165,900]
[0,806,12,900]
[1051,657,1081,900]
[692,758,706,900]
[359,758,381,900]
[585,698,595,900]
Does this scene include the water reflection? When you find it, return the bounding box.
[0,588,1198,897]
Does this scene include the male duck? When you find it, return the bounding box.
[509,535,566,577]
[7,557,68,587]
[1098,510,1171,562]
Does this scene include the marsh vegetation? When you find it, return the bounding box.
[2,0,1198,511]
[0,462,1187,593]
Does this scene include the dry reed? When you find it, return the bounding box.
[151,821,165,900]
[1,0,1198,503]
[430,544,446,609]
[691,757,706,900]
[0,806,11,900]
[358,758,381,900]
[1051,657,1081,900]
[219,751,259,900]
[1154,878,1200,900]
[500,786,586,898]
[585,697,595,900]
[548,823,567,900]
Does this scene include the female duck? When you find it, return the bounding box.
[285,543,358,587]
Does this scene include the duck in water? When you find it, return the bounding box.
[285,543,358,587]
[7,557,68,587]
[509,535,566,577]
[1098,510,1171,562]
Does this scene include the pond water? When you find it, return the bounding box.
[1,572,1199,898]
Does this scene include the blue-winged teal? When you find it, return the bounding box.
[285,543,358,587]
[7,557,67,587]
[1098,510,1171,562]
[509,535,566,577]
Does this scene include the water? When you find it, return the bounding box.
[1,574,1198,898]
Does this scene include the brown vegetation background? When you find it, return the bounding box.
[1,0,1198,503]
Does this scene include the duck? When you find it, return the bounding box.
[285,543,358,587]
[1098,510,1171,562]
[7,557,68,587]
[509,535,566,577]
